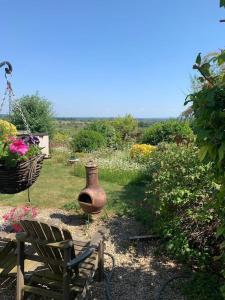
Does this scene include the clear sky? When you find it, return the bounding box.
[0,1,224,118]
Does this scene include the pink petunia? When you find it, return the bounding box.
[12,223,23,232]
[9,139,29,156]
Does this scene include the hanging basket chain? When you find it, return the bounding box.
[0,85,9,113]
[0,61,31,135]
[7,81,32,135]
[0,61,32,135]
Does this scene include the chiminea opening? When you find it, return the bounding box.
[78,193,92,204]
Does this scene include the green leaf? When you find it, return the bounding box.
[198,145,208,161]
[219,142,225,162]
[201,63,211,77]
[217,51,225,65]
[216,225,225,238]
[195,53,201,65]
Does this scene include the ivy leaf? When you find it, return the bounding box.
[195,53,201,65]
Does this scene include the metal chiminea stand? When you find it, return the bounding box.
[78,160,106,214]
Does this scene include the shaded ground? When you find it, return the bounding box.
[0,207,187,299]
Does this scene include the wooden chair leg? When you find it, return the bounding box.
[63,246,71,300]
[97,240,104,282]
[16,240,25,300]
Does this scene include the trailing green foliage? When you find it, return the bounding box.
[185,51,225,295]
[142,120,194,145]
[85,120,121,149]
[70,130,106,152]
[145,144,219,265]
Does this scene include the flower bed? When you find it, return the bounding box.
[2,206,38,232]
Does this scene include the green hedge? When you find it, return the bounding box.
[142,120,194,145]
[70,130,106,152]
[85,120,121,149]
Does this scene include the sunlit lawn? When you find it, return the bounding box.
[0,159,145,214]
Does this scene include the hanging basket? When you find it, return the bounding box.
[0,154,45,194]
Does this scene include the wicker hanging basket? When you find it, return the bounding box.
[0,154,45,194]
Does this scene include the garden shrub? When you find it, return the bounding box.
[10,94,54,137]
[130,144,156,163]
[185,51,225,296]
[70,129,106,152]
[52,131,70,147]
[145,143,219,266]
[85,120,121,149]
[142,120,194,145]
[111,114,138,141]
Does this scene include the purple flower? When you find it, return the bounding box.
[22,135,40,145]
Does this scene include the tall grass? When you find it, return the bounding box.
[73,162,144,185]
[74,148,147,185]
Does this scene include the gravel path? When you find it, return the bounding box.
[0,207,187,300]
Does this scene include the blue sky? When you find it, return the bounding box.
[0,1,224,117]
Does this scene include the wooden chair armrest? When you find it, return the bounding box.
[67,246,97,270]
[16,233,73,249]
[16,232,28,241]
[89,227,105,247]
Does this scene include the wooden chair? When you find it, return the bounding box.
[16,220,105,300]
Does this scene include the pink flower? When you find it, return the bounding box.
[12,223,23,232]
[9,139,29,156]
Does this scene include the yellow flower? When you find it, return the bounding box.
[0,120,17,142]
[130,143,156,161]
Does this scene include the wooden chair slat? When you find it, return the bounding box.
[39,222,62,274]
[23,285,62,300]
[16,220,105,299]
[31,220,62,274]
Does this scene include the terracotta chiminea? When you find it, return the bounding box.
[78,161,106,214]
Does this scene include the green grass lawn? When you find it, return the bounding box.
[0,159,145,215]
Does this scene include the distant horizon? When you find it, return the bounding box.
[54,116,176,120]
[0,114,177,120]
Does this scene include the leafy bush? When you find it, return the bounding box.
[85,120,121,148]
[52,131,70,147]
[145,143,219,266]
[10,94,54,137]
[130,144,156,163]
[185,51,225,296]
[70,130,106,152]
[142,120,194,145]
[111,114,138,141]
